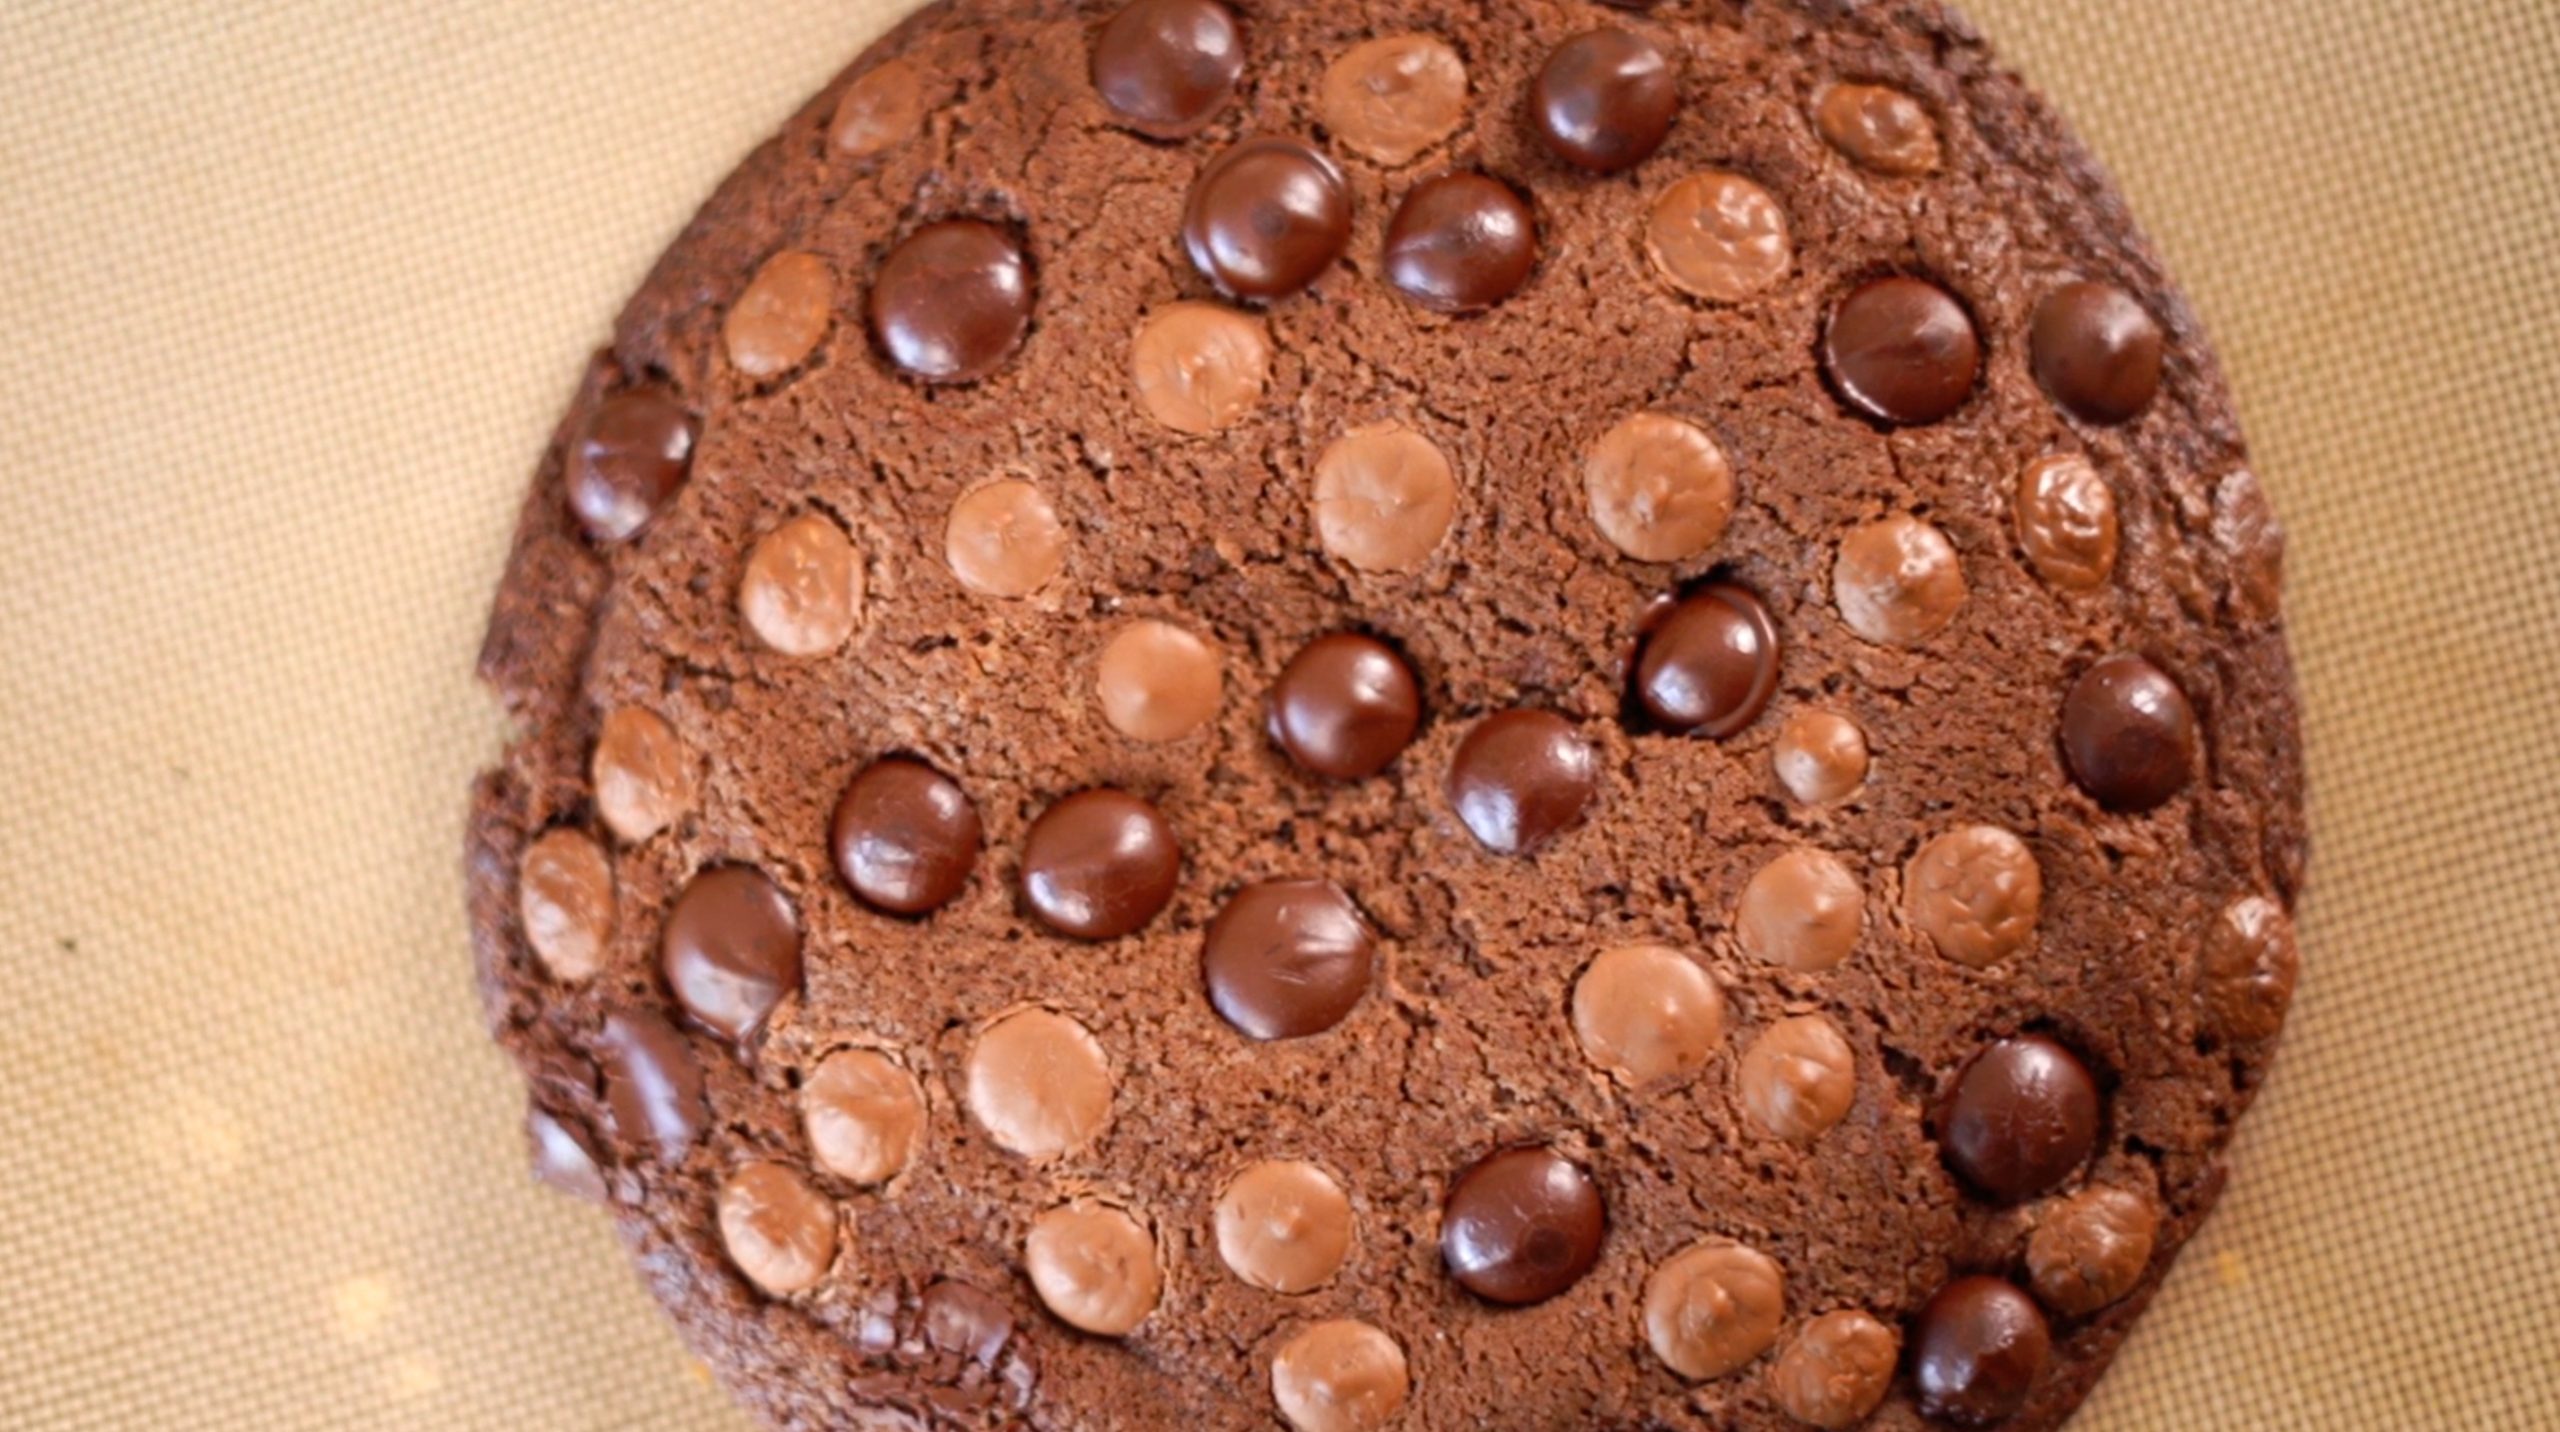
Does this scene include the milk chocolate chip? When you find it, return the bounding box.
[1570,944,1725,1085]
[964,1007,1114,1160]
[1646,172,1791,302]
[2014,454,2120,592]
[1641,1240,1785,1380]
[1312,421,1458,572]
[830,57,926,158]
[1772,1310,1900,1428]
[1737,848,1864,972]
[1815,84,1941,176]
[1096,618,1224,743]
[1319,35,1466,166]
[724,250,833,381]
[945,478,1068,598]
[1271,1320,1410,1432]
[1771,708,1869,805]
[801,1047,925,1186]
[1738,1014,1857,1144]
[1026,1201,1161,1336]
[1131,301,1270,435]
[1215,1160,1354,1293]
[739,513,863,658]
[518,828,613,982]
[1905,825,2043,968]
[716,1161,837,1297]
[592,706,694,845]
[2202,895,2299,1040]
[2026,1186,2160,1316]
[1583,412,1735,562]
[1834,514,1966,646]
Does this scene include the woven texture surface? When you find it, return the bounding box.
[2,1,2554,1426]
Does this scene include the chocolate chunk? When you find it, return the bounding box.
[1201,879,1376,1039]
[1822,277,1980,425]
[526,1106,606,1201]
[1090,0,1243,139]
[1383,172,1538,313]
[1183,138,1351,301]
[1018,789,1182,940]
[831,757,982,916]
[1940,1035,2102,1202]
[1632,582,1779,736]
[2032,281,2165,424]
[2059,653,2199,812]
[1912,1277,2052,1425]
[1446,709,1597,855]
[869,221,1032,383]
[1267,633,1422,780]
[661,865,803,1043]
[1439,1145,1606,1305]
[566,387,694,544]
[597,1007,707,1162]
[1531,29,1677,173]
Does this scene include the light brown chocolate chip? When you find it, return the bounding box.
[2213,468,2287,625]
[801,1047,925,1186]
[1834,515,1966,645]
[1318,34,1468,167]
[2014,454,2120,592]
[1583,412,1736,562]
[2202,895,2299,1041]
[723,250,834,381]
[963,1007,1113,1160]
[1815,83,1942,176]
[592,706,694,845]
[1215,1160,1355,1294]
[518,828,612,981]
[1771,1309,1900,1428]
[1271,1320,1410,1432]
[716,1161,838,1297]
[1645,172,1792,302]
[740,513,863,657]
[1905,825,2044,968]
[1772,709,1869,806]
[1131,301,1271,435]
[1738,1014,1857,1143]
[1643,1239,1786,1380]
[946,478,1068,598]
[1570,944,1725,1084]
[2027,1186,2161,1316]
[1096,618,1223,742]
[830,56,927,158]
[1313,421,1458,573]
[1026,1201,1160,1337]
[1737,849,1864,972]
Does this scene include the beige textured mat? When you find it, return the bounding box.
[2,1,2554,1426]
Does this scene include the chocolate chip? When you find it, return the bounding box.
[869,221,1033,383]
[1183,138,1352,301]
[1771,1309,1899,1429]
[1641,1239,1785,1379]
[2026,1186,2160,1317]
[1632,582,1779,736]
[2031,281,2164,424]
[1822,277,1980,426]
[1814,84,1941,176]
[1202,879,1375,1040]
[1318,34,1467,167]
[830,57,927,158]
[566,387,694,544]
[1267,633,1422,780]
[1312,421,1458,572]
[1090,0,1243,139]
[1446,709,1597,855]
[920,1280,1015,1365]
[1644,172,1792,302]
[1531,29,1677,173]
[526,1106,606,1201]
[965,1008,1115,1159]
[716,1161,838,1297]
[2013,453,2121,592]
[1439,1146,1606,1305]
[724,250,834,381]
[1271,1320,1409,1432]
[831,757,982,916]
[1383,172,1538,313]
[1940,1036,2101,1202]
[1019,789,1181,940]
[598,1007,707,1162]
[1911,1276,2052,1425]
[2202,895,2300,1042]
[1026,1201,1161,1336]
[661,865,803,1043]
[518,827,614,982]
[2059,654,2198,812]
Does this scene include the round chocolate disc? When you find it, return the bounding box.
[1632,582,1780,736]
[1822,276,1981,426]
[869,220,1033,383]
[1267,633,1423,780]
[1446,709,1598,855]
[1382,172,1538,313]
[830,757,982,915]
[1940,1035,2102,1202]
[1089,0,1244,139]
[1912,1277,2052,1425]
[2060,653,2199,812]
[2031,280,2165,424]
[1183,137,1352,301]
[1439,1146,1606,1305]
[661,865,803,1043]
[1530,29,1678,173]
[1202,879,1376,1039]
[1019,788,1182,940]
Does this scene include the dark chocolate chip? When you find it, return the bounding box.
[661,865,803,1043]
[2059,653,2198,813]
[2031,281,2165,425]
[566,388,694,544]
[1019,789,1182,940]
[1912,1277,2052,1425]
[598,1007,707,1162]
[1089,0,1243,138]
[1183,137,1352,301]
[1268,633,1423,780]
[1202,879,1376,1040]
[1447,709,1597,855]
[1530,29,1677,173]
[1632,582,1779,737]
[869,221,1033,383]
[1940,1036,2101,1202]
[1440,1146,1606,1305]
[1822,277,1981,426]
[831,757,983,916]
[1383,172,1539,313]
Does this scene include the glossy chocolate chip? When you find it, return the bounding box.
[1446,709,1597,855]
[661,865,803,1043]
[869,221,1033,383]
[1268,633,1423,780]
[831,757,982,915]
[1202,879,1376,1039]
[1633,582,1779,737]
[1822,277,1981,426]
[1912,1277,2052,1425]
[2059,654,2198,813]
[1184,138,1352,301]
[2031,281,2165,424]
[1440,1146,1606,1305]
[1940,1036,2101,1203]
[1530,29,1677,173]
[1089,0,1243,138]
[1019,789,1182,940]
[598,1007,708,1162]
[1383,172,1538,313]
[567,387,694,544]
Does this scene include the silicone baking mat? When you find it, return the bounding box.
[3,1,2554,1426]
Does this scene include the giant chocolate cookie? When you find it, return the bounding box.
[467,1,2305,1426]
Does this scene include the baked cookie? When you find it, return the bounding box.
[466,0,2305,1427]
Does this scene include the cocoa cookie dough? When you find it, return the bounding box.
[467,1,2305,1427]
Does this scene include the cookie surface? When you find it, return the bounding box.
[466,1,2305,1427]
